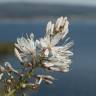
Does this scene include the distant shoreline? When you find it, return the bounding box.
[0,16,96,24]
[0,3,95,23]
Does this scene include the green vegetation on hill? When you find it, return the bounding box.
[0,43,14,54]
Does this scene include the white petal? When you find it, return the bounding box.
[40,38,47,48]
[43,75,55,80]
[63,41,74,51]
[46,21,52,35]
[50,67,60,71]
[44,49,49,57]
[55,16,63,30]
[50,24,54,35]
[14,48,23,62]
[65,50,74,56]
[44,62,55,67]
[37,75,55,80]
[30,33,34,39]
[36,39,41,49]
[62,68,69,72]
[61,17,67,26]
[37,77,43,85]
[44,79,53,84]
[51,33,62,46]
[62,20,69,39]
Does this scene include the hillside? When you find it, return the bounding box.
[0,3,96,19]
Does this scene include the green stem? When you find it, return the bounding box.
[5,89,16,96]
[5,64,41,96]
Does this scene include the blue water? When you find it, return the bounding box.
[0,20,96,96]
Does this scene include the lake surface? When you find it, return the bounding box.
[0,19,96,96]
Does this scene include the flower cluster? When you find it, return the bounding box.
[0,16,73,95]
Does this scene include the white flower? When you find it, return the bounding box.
[14,33,36,66]
[36,16,70,55]
[46,16,69,39]
[55,16,69,39]
[43,41,74,72]
[36,16,74,72]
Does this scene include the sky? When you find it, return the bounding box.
[0,0,96,6]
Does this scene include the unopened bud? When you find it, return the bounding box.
[7,79,12,84]
[22,84,26,88]
[0,65,5,73]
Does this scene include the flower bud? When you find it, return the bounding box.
[0,73,3,80]
[21,84,26,88]
[6,79,12,84]
[0,65,5,73]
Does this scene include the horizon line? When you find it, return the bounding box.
[0,1,96,7]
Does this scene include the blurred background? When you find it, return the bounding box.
[0,0,96,96]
